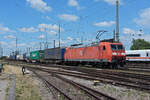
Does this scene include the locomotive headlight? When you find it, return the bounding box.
[112,52,117,55]
[121,53,126,55]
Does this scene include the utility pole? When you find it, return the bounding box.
[28,48,31,54]
[81,36,83,44]
[0,43,2,57]
[113,29,115,41]
[46,30,48,49]
[58,23,61,48]
[40,42,42,50]
[115,0,119,42]
[1,48,3,57]
[16,37,18,55]
[54,40,55,48]
[26,48,28,54]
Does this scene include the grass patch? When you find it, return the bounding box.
[4,65,42,100]
[15,75,42,100]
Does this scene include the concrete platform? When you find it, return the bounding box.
[0,74,16,100]
[0,78,8,100]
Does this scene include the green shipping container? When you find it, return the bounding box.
[30,50,44,60]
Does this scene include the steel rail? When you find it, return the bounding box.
[56,74,117,100]
[29,67,150,92]
[30,67,118,100]
[31,69,73,100]
[7,61,150,92]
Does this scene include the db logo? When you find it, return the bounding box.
[32,54,36,57]
[80,51,83,56]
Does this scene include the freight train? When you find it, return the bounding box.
[8,40,126,68]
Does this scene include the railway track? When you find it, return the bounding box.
[29,67,117,100]
[5,60,150,73]
[125,62,150,73]
[35,62,150,73]
[5,61,150,92]
[27,65,150,93]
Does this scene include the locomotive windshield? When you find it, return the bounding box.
[111,44,124,50]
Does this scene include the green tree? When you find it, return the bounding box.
[130,39,150,50]
[0,56,6,60]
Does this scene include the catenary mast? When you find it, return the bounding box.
[115,0,119,42]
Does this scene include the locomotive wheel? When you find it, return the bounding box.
[110,64,114,69]
[101,64,105,69]
[120,63,124,67]
[110,63,118,69]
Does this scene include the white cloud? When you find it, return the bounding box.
[26,42,37,48]
[18,43,26,47]
[58,14,79,22]
[67,37,73,41]
[18,27,38,33]
[39,34,45,39]
[68,0,78,7]
[140,34,150,42]
[18,23,62,35]
[45,16,51,20]
[122,28,135,34]
[9,42,26,48]
[6,41,26,49]
[94,21,115,27]
[75,38,81,42]
[0,41,7,45]
[0,24,15,34]
[95,0,123,5]
[120,36,132,50]
[134,8,150,28]
[122,28,143,35]
[26,0,52,12]
[38,23,63,35]
[4,35,16,39]
[38,24,59,31]
[68,0,80,9]
[8,41,16,48]
[48,30,57,35]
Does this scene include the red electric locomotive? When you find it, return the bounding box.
[64,40,126,68]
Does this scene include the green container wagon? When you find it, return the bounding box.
[30,50,44,62]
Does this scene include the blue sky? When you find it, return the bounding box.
[0,0,150,56]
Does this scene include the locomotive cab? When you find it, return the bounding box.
[99,42,126,68]
[110,43,126,65]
